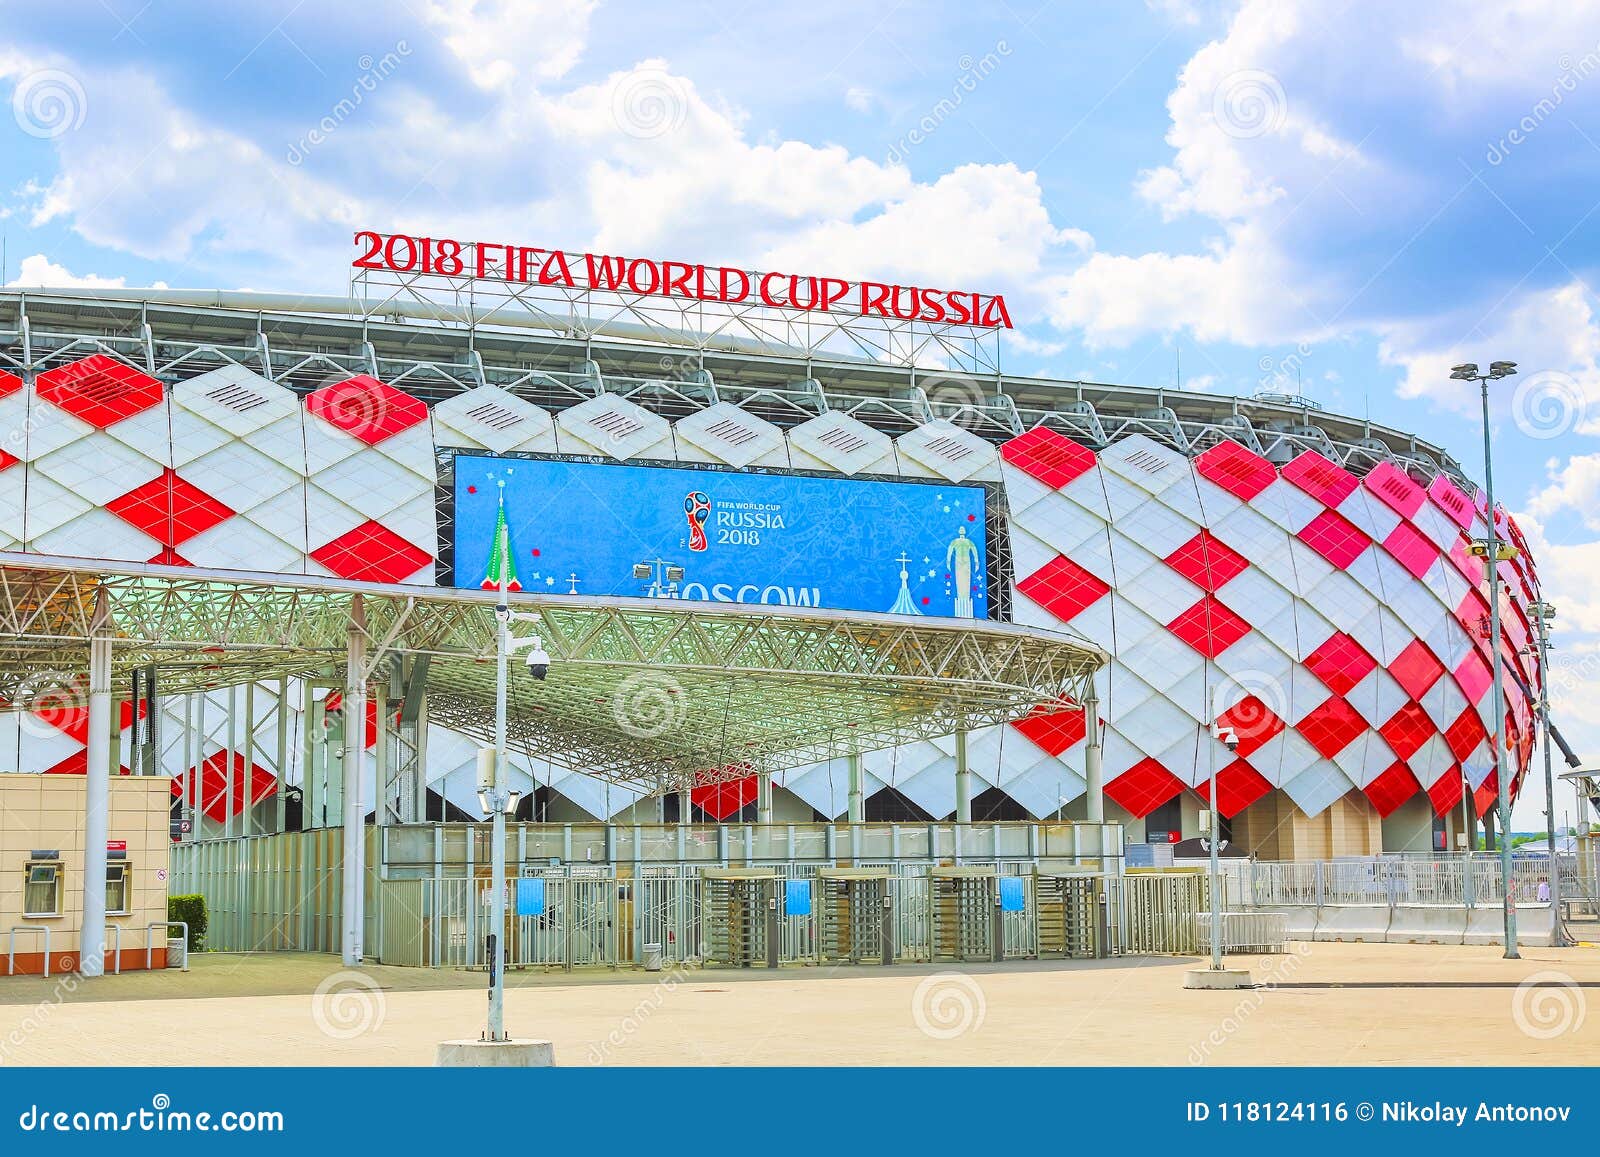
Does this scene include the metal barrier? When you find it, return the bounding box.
[148,921,190,972]
[1194,911,1289,953]
[1107,873,1206,955]
[7,925,50,977]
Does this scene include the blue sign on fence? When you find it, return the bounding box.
[999,876,1025,912]
[452,454,989,619]
[784,878,812,917]
[516,877,545,917]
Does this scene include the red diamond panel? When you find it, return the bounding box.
[1474,774,1499,818]
[1166,595,1251,658]
[1195,440,1277,501]
[1105,757,1186,819]
[1213,694,1285,756]
[1364,462,1425,520]
[1011,697,1087,757]
[106,469,235,546]
[1389,638,1445,701]
[1297,695,1367,757]
[1303,632,1376,696]
[999,426,1096,490]
[1379,700,1435,761]
[1429,476,1475,529]
[305,375,428,444]
[1210,759,1273,817]
[310,521,432,584]
[169,751,278,823]
[1281,450,1359,506]
[31,691,144,745]
[1297,509,1371,569]
[691,767,757,820]
[1164,531,1248,592]
[1427,765,1465,815]
[148,547,193,567]
[1364,761,1422,817]
[1017,555,1111,622]
[0,447,16,472]
[1454,651,1492,704]
[44,751,131,776]
[1382,521,1439,579]
[0,369,21,399]
[35,354,164,429]
[1444,707,1486,762]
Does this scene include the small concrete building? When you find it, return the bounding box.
[1,774,172,975]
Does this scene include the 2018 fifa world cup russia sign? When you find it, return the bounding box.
[353,230,1014,329]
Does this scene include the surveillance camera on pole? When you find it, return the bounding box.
[508,632,552,680]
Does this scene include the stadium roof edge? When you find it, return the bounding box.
[0,286,1470,485]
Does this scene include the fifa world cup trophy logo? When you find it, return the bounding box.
[685,491,710,552]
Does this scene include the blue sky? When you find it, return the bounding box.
[4,0,1600,827]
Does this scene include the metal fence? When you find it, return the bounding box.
[372,866,1188,969]
[1242,855,1555,909]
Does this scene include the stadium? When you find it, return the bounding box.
[0,239,1541,861]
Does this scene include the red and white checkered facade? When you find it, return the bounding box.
[0,352,1540,826]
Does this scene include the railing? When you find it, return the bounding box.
[1245,855,1555,909]
[7,925,51,977]
[1194,912,1290,954]
[376,867,1138,970]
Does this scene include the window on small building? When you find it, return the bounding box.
[24,862,61,917]
[105,863,130,916]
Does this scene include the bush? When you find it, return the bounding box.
[167,894,208,952]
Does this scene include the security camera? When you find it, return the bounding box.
[524,638,551,681]
[1215,725,1240,753]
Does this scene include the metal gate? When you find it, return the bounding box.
[1037,873,1102,958]
[701,869,778,968]
[931,867,997,962]
[816,869,893,964]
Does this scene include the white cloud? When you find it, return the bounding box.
[5,252,124,288]
[421,0,596,88]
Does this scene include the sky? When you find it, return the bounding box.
[3,0,1599,829]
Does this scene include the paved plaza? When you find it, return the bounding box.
[2,943,1596,1066]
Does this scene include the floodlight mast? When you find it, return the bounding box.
[1451,359,1519,959]
[486,529,511,1042]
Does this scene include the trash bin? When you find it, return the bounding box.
[642,943,663,972]
[166,937,186,969]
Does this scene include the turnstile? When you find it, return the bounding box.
[816,868,893,965]
[1036,872,1105,959]
[931,867,1000,962]
[700,869,779,968]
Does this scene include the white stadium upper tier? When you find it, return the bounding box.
[0,289,1539,825]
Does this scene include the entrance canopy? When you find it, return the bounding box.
[0,551,1106,794]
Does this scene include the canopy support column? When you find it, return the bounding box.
[341,596,368,967]
[847,753,864,824]
[1084,686,1104,823]
[955,729,972,824]
[81,589,113,978]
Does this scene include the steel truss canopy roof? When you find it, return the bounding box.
[0,552,1105,794]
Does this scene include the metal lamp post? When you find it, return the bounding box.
[1530,600,1565,944]
[1209,726,1239,971]
[1450,359,1519,959]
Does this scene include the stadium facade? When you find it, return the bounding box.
[0,282,1541,858]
